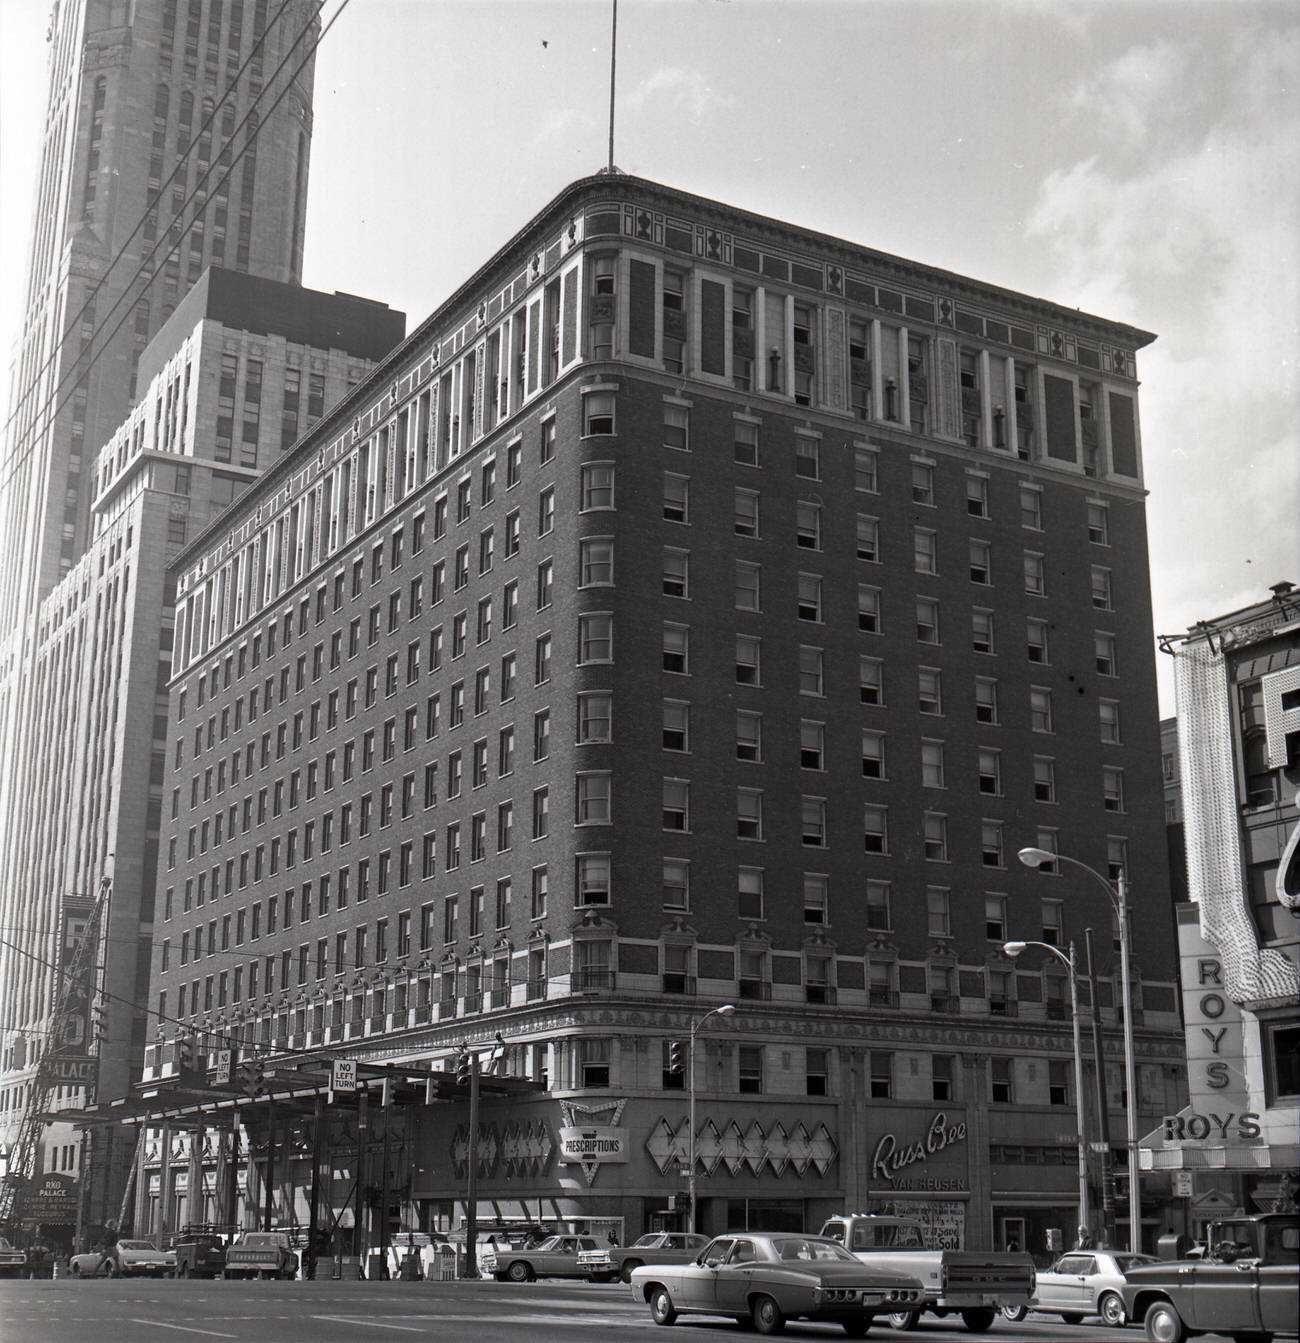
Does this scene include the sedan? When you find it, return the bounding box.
[579,1233,711,1283]
[482,1234,603,1282]
[1000,1250,1158,1326]
[630,1232,926,1336]
[69,1240,176,1277]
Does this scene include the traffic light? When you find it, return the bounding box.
[238,1057,265,1098]
[668,1040,684,1075]
[177,1035,197,1072]
[455,1049,472,1086]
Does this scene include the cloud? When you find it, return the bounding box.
[1029,29,1300,706]
[626,66,734,122]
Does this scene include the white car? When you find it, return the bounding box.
[1001,1250,1158,1326]
[69,1239,176,1277]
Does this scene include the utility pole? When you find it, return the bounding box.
[1084,928,1117,1247]
[262,1101,275,1232]
[306,1096,324,1279]
[353,1089,368,1262]
[465,1055,480,1278]
[379,1077,392,1277]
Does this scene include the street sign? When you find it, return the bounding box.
[1173,1171,1194,1198]
[212,1049,232,1086]
[330,1058,358,1093]
[1088,1141,1111,1153]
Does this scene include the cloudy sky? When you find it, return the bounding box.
[2,0,1297,712]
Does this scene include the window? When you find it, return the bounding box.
[663,859,690,911]
[801,796,827,846]
[991,1057,1013,1103]
[664,548,690,598]
[535,632,552,683]
[799,645,824,697]
[803,874,829,925]
[531,865,548,918]
[932,1054,954,1102]
[578,1036,611,1086]
[1087,501,1110,545]
[584,390,615,435]
[861,729,885,778]
[1096,632,1117,676]
[1100,699,1122,744]
[1023,552,1046,596]
[863,803,888,854]
[982,820,1004,868]
[734,488,760,538]
[911,459,934,504]
[663,472,689,523]
[859,656,883,705]
[1091,566,1113,610]
[735,710,762,762]
[1035,829,1060,873]
[737,788,764,840]
[856,514,879,562]
[1027,618,1049,664]
[738,1045,764,1094]
[927,887,951,938]
[735,633,760,685]
[870,1051,893,1100]
[922,737,946,788]
[1103,766,1125,812]
[664,403,690,451]
[536,558,553,608]
[797,573,822,622]
[1020,484,1042,530]
[966,475,989,517]
[923,812,948,861]
[983,897,1004,940]
[664,623,689,674]
[576,854,611,904]
[916,596,940,643]
[738,868,764,920]
[857,584,881,634]
[969,537,992,585]
[972,608,995,654]
[1030,686,1054,733]
[806,1047,829,1096]
[855,443,879,492]
[532,787,549,839]
[579,538,613,588]
[866,881,891,932]
[1042,899,1063,947]
[795,499,821,549]
[918,667,942,715]
[734,419,759,465]
[795,434,820,478]
[578,612,613,664]
[1034,756,1056,803]
[978,748,1001,795]
[914,528,938,575]
[578,691,612,743]
[1048,1059,1070,1107]
[581,462,614,510]
[663,779,690,832]
[576,773,611,824]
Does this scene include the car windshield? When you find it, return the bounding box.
[632,1235,662,1248]
[536,1237,563,1251]
[771,1237,858,1264]
[1113,1255,1157,1271]
[119,1241,153,1250]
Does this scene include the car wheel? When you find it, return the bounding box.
[620,1259,643,1284]
[650,1286,677,1327]
[841,1315,873,1338]
[505,1260,533,1283]
[961,1307,996,1333]
[888,1311,921,1331]
[70,1263,82,1277]
[1144,1300,1186,1343]
[1099,1291,1126,1327]
[1060,1314,1084,1325]
[1000,1305,1028,1322]
[752,1294,786,1336]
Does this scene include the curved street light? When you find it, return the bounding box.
[1019,846,1140,1252]
[688,1004,735,1234]
[1003,939,1089,1238]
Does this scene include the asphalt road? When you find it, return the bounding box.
[0,1279,1158,1343]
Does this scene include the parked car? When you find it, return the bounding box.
[999,1250,1157,1326]
[629,1231,925,1336]
[0,1236,28,1278]
[1122,1212,1299,1343]
[223,1230,298,1279]
[69,1240,175,1277]
[481,1234,603,1282]
[170,1232,227,1279]
[579,1232,711,1283]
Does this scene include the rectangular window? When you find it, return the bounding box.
[932,1054,954,1101]
[734,488,760,538]
[737,787,763,840]
[859,655,883,705]
[739,1045,764,1094]
[664,404,690,451]
[738,869,764,920]
[578,692,612,743]
[584,390,615,435]
[911,459,934,504]
[1100,699,1122,744]
[981,820,1004,868]
[664,623,689,674]
[972,608,995,654]
[663,779,690,832]
[580,462,615,510]
[1020,484,1043,530]
[1103,765,1125,812]
[663,700,690,752]
[863,803,888,854]
[861,729,886,778]
[855,444,879,492]
[663,859,690,912]
[576,772,612,825]
[734,419,759,465]
[663,472,689,523]
[857,584,880,633]
[991,1057,1013,1103]
[578,612,613,664]
[663,547,690,599]
[1027,618,1050,664]
[1023,552,1046,596]
[735,634,760,685]
[916,596,940,644]
[735,561,761,612]
[927,887,951,938]
[1031,685,1054,733]
[866,880,891,931]
[797,572,822,622]
[914,528,938,575]
[870,1051,893,1100]
[1088,501,1110,545]
[1034,755,1057,802]
[919,667,943,715]
[795,499,821,550]
[978,748,1001,795]
[923,811,947,861]
[966,475,989,517]
[1096,632,1117,676]
[801,796,827,846]
[856,514,879,562]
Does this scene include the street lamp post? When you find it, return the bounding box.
[1003,939,1089,1237]
[1020,847,1141,1252]
[687,1004,735,1235]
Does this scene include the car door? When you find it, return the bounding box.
[712,1239,760,1313]
[1038,1255,1083,1311]
[1185,1259,1263,1335]
[678,1239,730,1310]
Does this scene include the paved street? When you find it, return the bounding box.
[0,1279,1161,1343]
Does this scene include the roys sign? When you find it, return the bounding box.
[871,1111,968,1186]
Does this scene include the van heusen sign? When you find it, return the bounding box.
[869,1109,969,1192]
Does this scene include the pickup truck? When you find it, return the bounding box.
[222,1230,299,1280]
[818,1213,1036,1333]
[1121,1212,1299,1343]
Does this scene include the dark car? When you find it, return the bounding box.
[172,1232,227,1279]
[1121,1212,1298,1343]
[629,1232,925,1336]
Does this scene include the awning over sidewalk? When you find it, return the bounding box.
[1139,1107,1299,1171]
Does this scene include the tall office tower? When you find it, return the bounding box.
[147,176,1186,1252]
[0,270,404,1243]
[0,0,318,625]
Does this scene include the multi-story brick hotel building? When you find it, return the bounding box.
[151,174,1187,1249]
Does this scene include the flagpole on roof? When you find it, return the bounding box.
[607,0,618,172]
